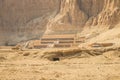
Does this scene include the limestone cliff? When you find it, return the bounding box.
[0,0,60,45]
[45,0,88,34]
[0,0,120,45]
[46,0,120,34]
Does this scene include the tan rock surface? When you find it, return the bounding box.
[46,0,120,34]
[0,0,120,45]
[0,0,60,45]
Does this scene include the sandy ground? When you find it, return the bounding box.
[0,48,120,80]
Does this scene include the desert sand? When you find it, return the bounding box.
[0,48,120,80]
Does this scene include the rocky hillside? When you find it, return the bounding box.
[46,0,120,34]
[0,0,60,45]
[0,0,120,45]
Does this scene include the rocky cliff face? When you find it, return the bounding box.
[46,0,120,34]
[45,0,88,34]
[0,0,120,45]
[0,0,60,45]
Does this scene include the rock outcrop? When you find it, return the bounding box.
[0,0,60,45]
[45,0,88,34]
[89,0,120,26]
[46,0,120,34]
[0,0,120,45]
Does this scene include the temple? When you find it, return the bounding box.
[28,34,86,49]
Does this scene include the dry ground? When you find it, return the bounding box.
[0,48,120,80]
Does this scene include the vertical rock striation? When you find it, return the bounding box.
[45,0,88,34]
[46,0,120,34]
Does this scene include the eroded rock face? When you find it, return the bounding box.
[0,0,60,45]
[46,0,120,34]
[86,0,120,26]
[0,0,120,45]
[45,0,88,34]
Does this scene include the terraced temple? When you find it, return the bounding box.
[29,34,86,49]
